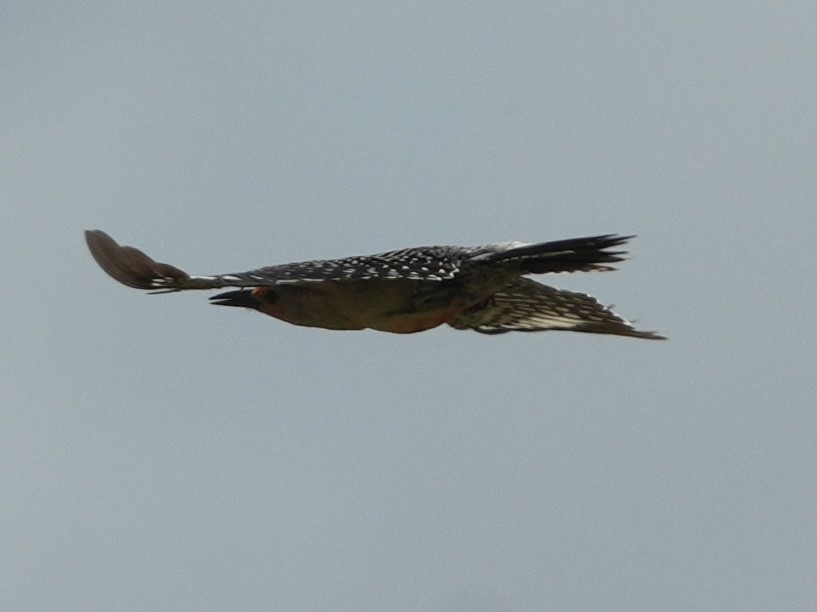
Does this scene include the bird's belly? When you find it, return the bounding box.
[260,280,472,333]
[368,306,461,334]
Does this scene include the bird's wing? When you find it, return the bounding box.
[245,246,463,285]
[448,277,665,339]
[85,230,462,293]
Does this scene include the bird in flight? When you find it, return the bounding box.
[84,230,664,339]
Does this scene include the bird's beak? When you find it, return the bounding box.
[209,290,262,310]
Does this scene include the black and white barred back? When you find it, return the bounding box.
[97,232,630,292]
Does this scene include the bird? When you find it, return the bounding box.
[84,229,665,339]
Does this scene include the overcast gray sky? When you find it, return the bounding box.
[3,3,817,610]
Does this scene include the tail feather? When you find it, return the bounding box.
[482,234,632,274]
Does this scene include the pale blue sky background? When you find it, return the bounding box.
[3,3,817,610]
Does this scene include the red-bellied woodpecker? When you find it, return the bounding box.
[84,229,664,339]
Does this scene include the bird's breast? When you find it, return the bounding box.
[255,280,484,333]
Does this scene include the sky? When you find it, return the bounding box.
[3,2,817,610]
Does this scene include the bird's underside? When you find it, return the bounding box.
[84,229,665,339]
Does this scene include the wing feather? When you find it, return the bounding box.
[449,277,665,339]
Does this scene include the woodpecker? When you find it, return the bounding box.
[84,229,664,339]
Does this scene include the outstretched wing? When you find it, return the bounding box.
[85,230,195,291]
[449,277,665,339]
[84,230,463,293]
[244,246,463,285]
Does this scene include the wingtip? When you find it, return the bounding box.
[84,229,190,291]
[631,330,667,340]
